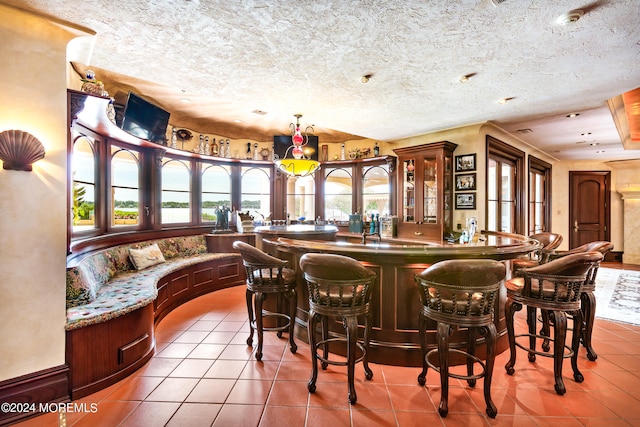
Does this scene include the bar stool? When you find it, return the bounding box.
[504,251,604,395]
[415,259,505,418]
[233,241,297,361]
[299,253,376,404]
[546,241,613,360]
[512,232,563,275]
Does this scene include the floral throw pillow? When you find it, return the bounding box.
[128,243,166,270]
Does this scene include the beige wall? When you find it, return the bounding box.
[0,5,91,382]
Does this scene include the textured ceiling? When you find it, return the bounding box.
[6,0,640,160]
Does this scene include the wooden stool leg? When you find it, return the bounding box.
[526,306,538,363]
[245,289,254,347]
[276,293,283,338]
[345,316,358,404]
[540,309,551,352]
[571,309,585,383]
[505,298,521,375]
[466,328,477,387]
[307,310,319,393]
[417,313,429,386]
[552,310,567,395]
[254,292,265,361]
[437,322,451,417]
[581,291,597,361]
[288,288,297,354]
[363,315,373,381]
[321,315,329,370]
[483,324,498,418]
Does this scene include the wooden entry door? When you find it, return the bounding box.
[569,171,610,248]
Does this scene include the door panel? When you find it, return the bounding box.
[569,172,610,248]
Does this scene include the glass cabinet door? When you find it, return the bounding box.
[403,159,415,221]
[423,156,437,223]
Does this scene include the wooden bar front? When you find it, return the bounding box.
[265,232,540,366]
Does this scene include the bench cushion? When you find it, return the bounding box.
[65,252,226,330]
[66,235,208,309]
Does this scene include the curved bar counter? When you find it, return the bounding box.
[254,224,339,251]
[262,231,541,366]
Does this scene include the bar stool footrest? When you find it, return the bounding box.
[314,337,366,367]
[425,348,486,382]
[514,333,574,359]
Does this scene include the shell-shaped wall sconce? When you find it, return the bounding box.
[0,130,46,171]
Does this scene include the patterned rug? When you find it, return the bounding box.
[594,267,640,325]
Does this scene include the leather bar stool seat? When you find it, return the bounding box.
[415,259,506,418]
[504,251,604,395]
[299,253,376,405]
[546,241,613,360]
[233,241,297,361]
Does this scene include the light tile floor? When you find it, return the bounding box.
[17,284,640,427]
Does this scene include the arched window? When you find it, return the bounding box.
[324,168,353,221]
[71,136,97,233]
[241,166,271,220]
[162,159,191,224]
[202,164,231,223]
[111,147,140,227]
[362,164,391,217]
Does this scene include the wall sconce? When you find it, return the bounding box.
[0,129,46,171]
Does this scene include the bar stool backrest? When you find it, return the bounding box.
[529,232,563,264]
[300,253,376,316]
[233,240,290,291]
[547,241,613,290]
[516,251,604,308]
[415,259,506,326]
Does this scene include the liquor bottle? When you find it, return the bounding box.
[374,142,380,156]
[246,142,252,159]
[211,138,218,156]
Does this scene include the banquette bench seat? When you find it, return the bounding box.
[65,234,246,399]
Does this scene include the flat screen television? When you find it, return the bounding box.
[273,135,319,161]
[120,91,170,144]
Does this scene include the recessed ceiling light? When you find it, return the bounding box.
[557,9,584,26]
[498,97,513,104]
[590,142,599,146]
[252,110,267,115]
[180,98,191,103]
[234,119,243,123]
[458,73,476,83]
[361,74,372,83]
[566,113,580,118]
[517,128,533,134]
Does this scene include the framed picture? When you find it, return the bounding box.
[455,153,476,172]
[455,193,476,210]
[455,173,476,191]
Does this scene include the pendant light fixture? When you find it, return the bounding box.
[274,114,319,177]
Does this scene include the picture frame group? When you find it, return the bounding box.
[454,153,476,210]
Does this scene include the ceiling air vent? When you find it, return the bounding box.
[252,110,268,115]
[491,0,508,6]
[517,128,533,134]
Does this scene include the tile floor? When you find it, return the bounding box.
[17,284,640,427]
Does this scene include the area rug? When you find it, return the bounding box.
[594,267,640,326]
